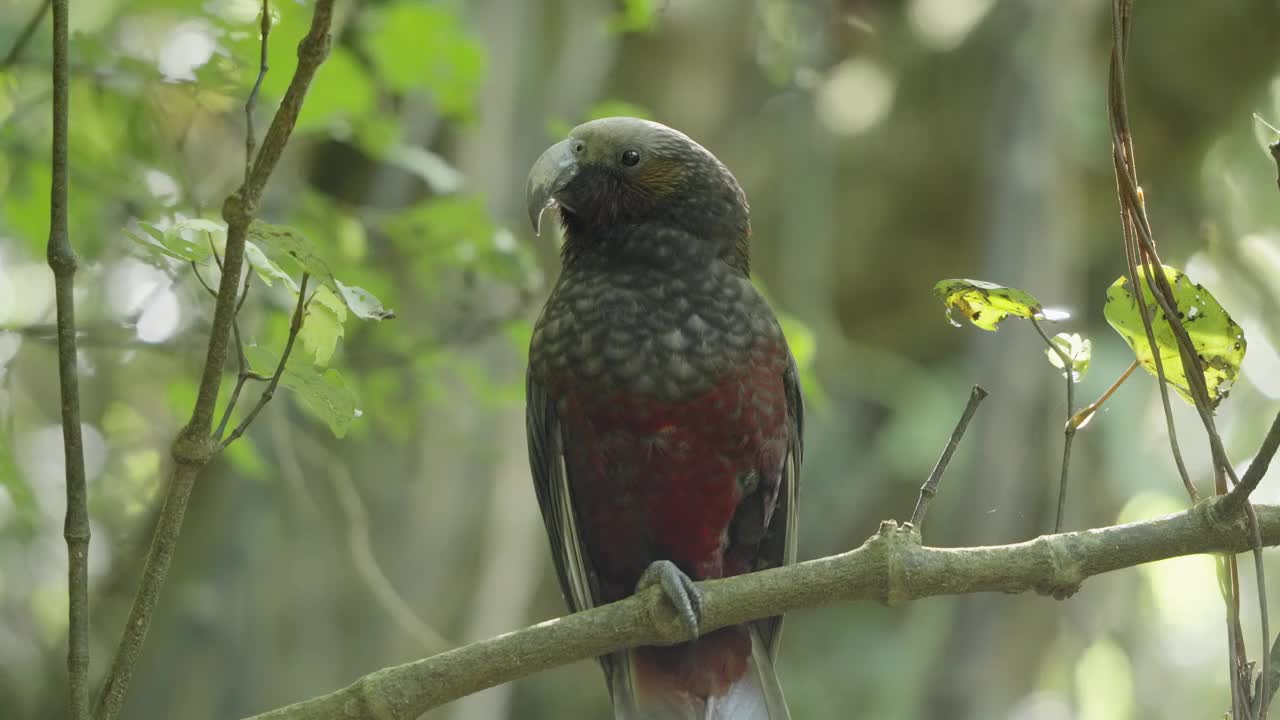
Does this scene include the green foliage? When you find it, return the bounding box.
[248,221,395,320]
[778,312,825,408]
[246,346,356,439]
[1045,332,1092,383]
[1103,265,1246,407]
[933,279,1044,331]
[363,2,485,118]
[609,0,661,33]
[299,286,347,367]
[0,439,36,535]
[127,218,222,264]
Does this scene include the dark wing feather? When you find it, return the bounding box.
[526,371,617,678]
[753,351,804,659]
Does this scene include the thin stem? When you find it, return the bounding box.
[1,0,52,69]
[213,270,257,441]
[1030,318,1076,533]
[92,4,335,718]
[47,0,90,715]
[245,0,271,185]
[909,385,988,529]
[1068,360,1138,431]
[220,273,311,450]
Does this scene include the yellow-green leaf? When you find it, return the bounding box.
[934,279,1044,331]
[1103,265,1246,408]
[299,286,347,367]
[247,346,357,438]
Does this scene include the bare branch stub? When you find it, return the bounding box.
[909,385,988,530]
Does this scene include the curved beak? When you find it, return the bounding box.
[526,139,579,236]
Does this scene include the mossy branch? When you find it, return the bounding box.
[245,497,1280,720]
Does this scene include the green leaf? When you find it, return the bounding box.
[248,221,395,321]
[1044,332,1092,383]
[246,345,357,438]
[299,286,347,367]
[934,279,1044,331]
[335,280,396,320]
[244,240,299,290]
[127,218,223,264]
[1103,265,1247,408]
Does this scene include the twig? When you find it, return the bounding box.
[1030,318,1077,533]
[46,0,89,716]
[1,0,52,68]
[244,0,271,185]
[1068,360,1138,431]
[219,273,311,449]
[909,385,987,529]
[1222,411,1280,515]
[243,498,1280,720]
[92,4,335,719]
[213,270,260,442]
[304,434,452,652]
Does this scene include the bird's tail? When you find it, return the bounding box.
[609,624,789,720]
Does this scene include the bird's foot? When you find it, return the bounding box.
[637,560,704,639]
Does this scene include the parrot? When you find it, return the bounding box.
[525,117,803,720]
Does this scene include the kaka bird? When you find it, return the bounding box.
[525,117,803,720]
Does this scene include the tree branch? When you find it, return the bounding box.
[46,0,90,716]
[92,3,336,718]
[244,497,1280,720]
[1,0,52,69]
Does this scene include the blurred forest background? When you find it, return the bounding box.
[4,0,1280,718]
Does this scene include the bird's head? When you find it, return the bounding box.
[526,117,750,271]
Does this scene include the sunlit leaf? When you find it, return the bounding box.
[609,0,659,32]
[336,280,396,320]
[246,345,357,438]
[127,218,222,264]
[1103,264,1246,408]
[1044,332,1092,383]
[299,286,347,367]
[244,240,299,290]
[933,278,1044,331]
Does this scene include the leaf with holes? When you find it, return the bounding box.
[248,221,394,321]
[934,279,1044,331]
[1044,332,1092,383]
[1103,265,1246,408]
[246,345,358,438]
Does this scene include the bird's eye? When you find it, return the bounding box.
[620,149,640,167]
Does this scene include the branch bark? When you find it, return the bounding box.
[46,0,90,716]
[245,497,1280,720]
[92,3,336,719]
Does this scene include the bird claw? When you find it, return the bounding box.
[637,560,704,638]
